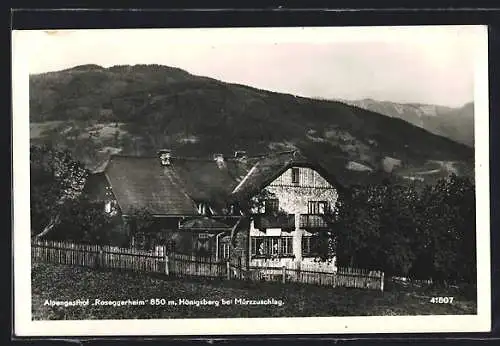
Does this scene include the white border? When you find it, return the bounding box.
[13,26,491,336]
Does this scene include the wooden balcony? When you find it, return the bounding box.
[299,214,330,229]
[253,214,295,230]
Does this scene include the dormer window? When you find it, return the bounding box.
[291,168,300,184]
[197,202,214,216]
[197,203,207,215]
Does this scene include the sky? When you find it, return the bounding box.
[19,26,486,107]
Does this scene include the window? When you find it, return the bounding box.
[166,240,176,253]
[302,235,322,256]
[308,201,329,214]
[280,237,293,255]
[197,203,207,215]
[133,232,146,249]
[291,168,300,184]
[104,200,117,214]
[251,237,293,257]
[133,232,155,250]
[194,233,212,256]
[104,200,118,216]
[155,245,165,257]
[104,201,112,213]
[265,199,279,213]
[220,242,231,259]
[302,234,328,257]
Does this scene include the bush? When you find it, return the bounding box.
[47,197,116,245]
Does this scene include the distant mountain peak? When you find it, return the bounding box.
[340,98,474,147]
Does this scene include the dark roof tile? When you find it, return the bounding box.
[105,156,198,215]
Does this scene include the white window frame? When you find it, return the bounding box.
[251,236,293,257]
[308,201,329,214]
[291,167,300,184]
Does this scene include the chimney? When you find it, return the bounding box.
[234,150,247,160]
[213,153,225,168]
[158,149,172,166]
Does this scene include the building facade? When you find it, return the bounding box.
[83,149,342,268]
[248,166,339,268]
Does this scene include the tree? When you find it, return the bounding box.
[415,174,476,283]
[335,181,420,276]
[48,196,115,245]
[335,184,385,269]
[377,183,419,276]
[30,145,88,239]
[229,189,277,247]
[334,173,476,284]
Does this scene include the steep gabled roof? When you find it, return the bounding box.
[104,155,198,215]
[229,150,343,202]
[169,157,254,203]
[101,149,343,216]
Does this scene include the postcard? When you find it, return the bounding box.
[12,25,491,336]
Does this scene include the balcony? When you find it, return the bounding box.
[299,214,330,229]
[253,213,295,230]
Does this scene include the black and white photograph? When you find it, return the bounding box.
[12,25,490,336]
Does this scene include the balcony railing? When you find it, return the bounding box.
[253,214,295,230]
[299,214,330,229]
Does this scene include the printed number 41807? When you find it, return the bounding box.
[430,297,454,303]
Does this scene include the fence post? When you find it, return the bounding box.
[296,261,301,282]
[100,246,105,269]
[380,271,385,292]
[238,257,242,280]
[165,253,169,276]
[282,266,286,284]
[226,261,231,280]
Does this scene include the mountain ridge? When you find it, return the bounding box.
[338,98,474,147]
[29,64,474,186]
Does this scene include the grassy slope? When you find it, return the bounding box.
[32,262,476,320]
[29,64,474,184]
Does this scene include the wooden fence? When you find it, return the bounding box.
[32,240,384,290]
[229,260,384,291]
[32,240,226,279]
[391,276,433,287]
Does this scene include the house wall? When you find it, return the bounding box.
[83,173,111,202]
[266,167,339,213]
[250,166,339,268]
[131,217,237,259]
[84,173,121,217]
